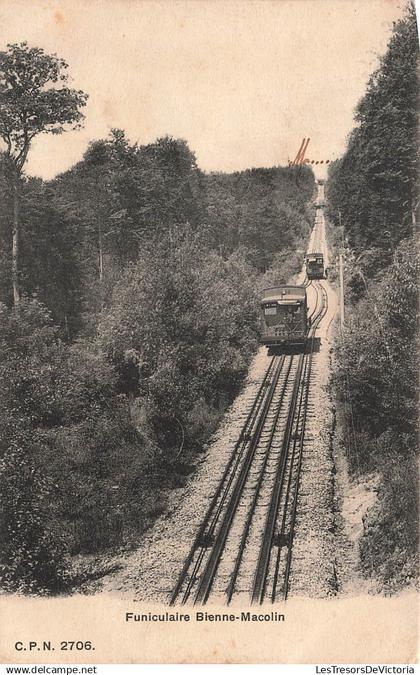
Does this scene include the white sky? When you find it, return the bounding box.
[0,0,408,180]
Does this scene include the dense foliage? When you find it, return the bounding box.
[327,4,418,272]
[98,230,260,454]
[328,4,419,590]
[0,300,146,591]
[201,166,314,270]
[1,134,314,336]
[333,240,418,587]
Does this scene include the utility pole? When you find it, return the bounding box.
[339,250,345,329]
[337,210,345,329]
[98,220,104,283]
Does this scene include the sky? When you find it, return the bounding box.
[0,0,408,180]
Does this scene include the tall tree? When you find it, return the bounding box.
[327,3,418,256]
[0,42,87,303]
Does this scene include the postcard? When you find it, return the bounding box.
[0,0,418,666]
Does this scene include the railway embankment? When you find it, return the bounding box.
[285,279,340,598]
[329,406,380,596]
[328,237,418,595]
[326,336,380,597]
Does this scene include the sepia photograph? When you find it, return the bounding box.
[0,0,418,665]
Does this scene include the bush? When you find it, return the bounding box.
[360,434,418,588]
[98,229,260,458]
[0,438,70,594]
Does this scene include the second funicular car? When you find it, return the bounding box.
[305,252,325,280]
[260,286,308,348]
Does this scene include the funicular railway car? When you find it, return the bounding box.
[260,286,308,348]
[305,252,325,280]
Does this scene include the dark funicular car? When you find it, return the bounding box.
[260,286,308,347]
[305,252,325,279]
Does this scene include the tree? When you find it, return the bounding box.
[19,179,85,337]
[109,136,201,262]
[0,42,87,303]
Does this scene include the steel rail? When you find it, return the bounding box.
[169,355,279,604]
[193,355,286,604]
[180,358,285,604]
[226,356,294,603]
[270,343,310,602]
[251,352,305,603]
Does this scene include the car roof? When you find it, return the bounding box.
[261,286,306,302]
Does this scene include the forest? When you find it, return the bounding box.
[0,42,315,592]
[327,3,418,589]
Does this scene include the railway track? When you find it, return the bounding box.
[170,281,328,606]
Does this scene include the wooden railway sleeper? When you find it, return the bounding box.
[272,532,290,547]
[198,532,215,549]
